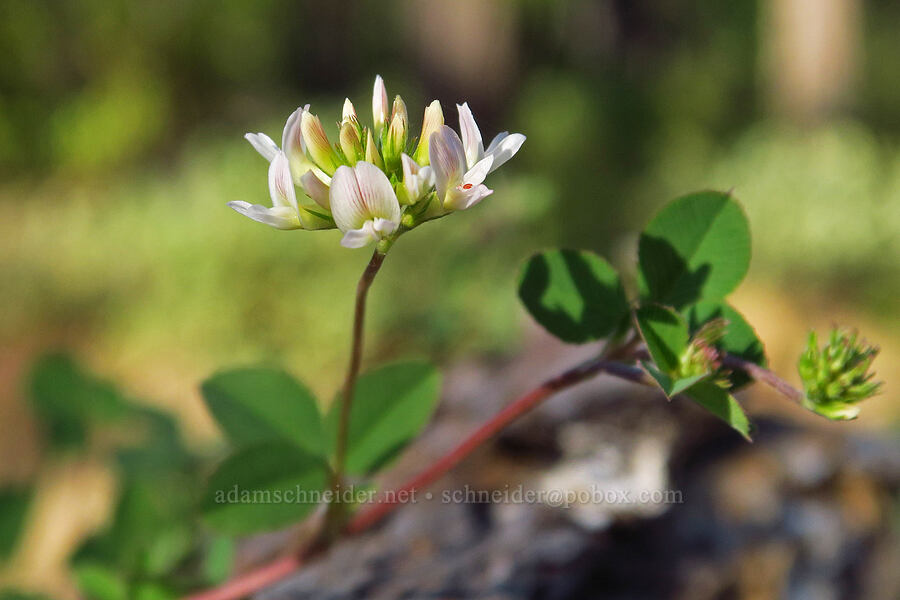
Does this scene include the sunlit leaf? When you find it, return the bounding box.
[518,249,629,343]
[642,362,708,398]
[639,191,751,308]
[685,382,752,440]
[634,304,689,374]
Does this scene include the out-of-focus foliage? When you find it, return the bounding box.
[199,360,441,535]
[9,353,234,598]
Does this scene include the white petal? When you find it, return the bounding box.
[485,131,508,155]
[429,125,467,200]
[463,155,494,186]
[268,152,298,211]
[443,183,493,211]
[330,165,367,231]
[372,217,398,235]
[245,133,279,162]
[354,161,401,222]
[340,222,378,248]
[401,152,421,179]
[281,105,309,155]
[457,102,484,169]
[372,75,389,134]
[418,166,434,188]
[463,183,493,208]
[300,170,331,210]
[400,153,422,202]
[228,201,302,230]
[329,162,400,232]
[281,105,318,183]
[485,133,525,173]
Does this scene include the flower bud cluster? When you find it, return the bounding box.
[798,329,882,420]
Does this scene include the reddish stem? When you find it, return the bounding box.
[347,357,646,534]
[182,357,645,600]
[721,354,806,406]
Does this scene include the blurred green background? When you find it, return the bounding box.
[1,0,898,596]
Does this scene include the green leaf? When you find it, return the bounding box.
[133,584,176,600]
[201,536,235,585]
[114,407,191,478]
[634,304,689,374]
[518,249,629,344]
[0,487,31,560]
[202,442,329,535]
[72,473,197,577]
[202,367,324,455]
[142,525,193,577]
[684,382,752,440]
[28,353,131,449]
[638,191,751,308]
[641,362,708,397]
[326,362,441,476]
[73,564,129,600]
[685,301,766,388]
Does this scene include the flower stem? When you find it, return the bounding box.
[323,249,387,539]
[721,354,806,406]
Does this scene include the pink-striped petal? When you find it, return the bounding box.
[268,152,298,212]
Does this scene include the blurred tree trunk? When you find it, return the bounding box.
[761,0,862,122]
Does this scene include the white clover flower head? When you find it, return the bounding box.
[230,75,525,248]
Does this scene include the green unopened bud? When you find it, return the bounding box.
[300,111,341,175]
[413,100,443,165]
[365,128,384,170]
[382,96,408,172]
[339,120,364,165]
[798,329,882,420]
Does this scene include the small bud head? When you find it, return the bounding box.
[414,100,444,165]
[339,120,364,165]
[365,128,385,170]
[342,98,357,122]
[300,111,341,175]
[383,100,408,173]
[372,75,389,136]
[390,95,408,125]
[798,328,882,420]
[678,318,728,380]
